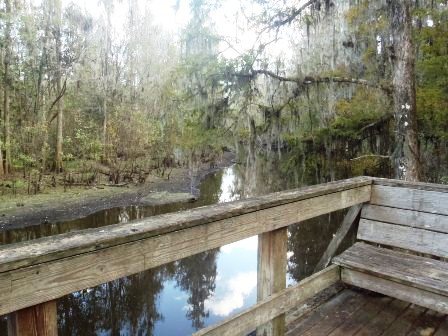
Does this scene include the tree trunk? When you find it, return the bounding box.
[0,141,4,177]
[54,0,63,172]
[388,0,422,182]
[3,0,12,175]
[101,3,112,164]
[0,73,3,177]
[39,1,53,173]
[102,97,108,163]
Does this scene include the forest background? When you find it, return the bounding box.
[0,0,447,197]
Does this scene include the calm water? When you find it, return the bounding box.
[0,151,362,335]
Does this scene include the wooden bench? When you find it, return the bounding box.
[333,183,448,314]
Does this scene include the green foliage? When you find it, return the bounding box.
[177,117,227,160]
[328,88,390,139]
[415,7,448,140]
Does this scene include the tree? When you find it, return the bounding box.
[387,0,422,181]
[100,0,114,163]
[3,0,12,174]
[54,0,64,172]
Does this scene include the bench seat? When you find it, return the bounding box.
[334,242,448,314]
[333,242,448,296]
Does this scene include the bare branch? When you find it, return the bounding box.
[247,69,393,94]
[47,78,67,125]
[350,154,390,161]
[271,1,319,29]
[359,113,393,133]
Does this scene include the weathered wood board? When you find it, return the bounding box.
[357,219,448,258]
[334,242,448,296]
[7,301,57,336]
[361,204,448,234]
[373,177,448,193]
[341,268,448,314]
[371,185,448,215]
[314,204,362,273]
[257,228,287,336]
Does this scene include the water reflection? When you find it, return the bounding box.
[0,150,376,335]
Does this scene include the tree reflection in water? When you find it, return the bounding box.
[58,267,166,336]
[287,209,357,282]
[174,250,219,330]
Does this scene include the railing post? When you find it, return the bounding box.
[7,301,58,336]
[257,227,287,336]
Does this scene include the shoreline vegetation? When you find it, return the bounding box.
[0,151,235,230]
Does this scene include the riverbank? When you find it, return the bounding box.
[0,152,235,229]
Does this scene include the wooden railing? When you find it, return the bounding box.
[0,176,372,335]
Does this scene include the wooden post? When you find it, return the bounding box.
[7,301,58,336]
[257,228,287,336]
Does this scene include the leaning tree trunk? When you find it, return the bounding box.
[388,0,422,182]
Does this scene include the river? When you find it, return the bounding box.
[0,151,363,335]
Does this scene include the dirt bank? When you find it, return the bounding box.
[0,152,235,229]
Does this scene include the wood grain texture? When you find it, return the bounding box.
[257,228,287,336]
[194,265,340,336]
[299,290,369,336]
[0,185,370,316]
[0,177,372,274]
[380,304,426,336]
[370,185,448,215]
[341,269,448,314]
[334,243,448,296]
[405,310,447,336]
[327,296,392,336]
[7,301,57,336]
[314,204,362,273]
[361,204,448,234]
[373,177,448,193]
[353,299,410,336]
[357,219,448,258]
[286,290,366,336]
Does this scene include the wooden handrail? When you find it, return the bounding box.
[0,176,372,274]
[0,177,372,333]
[372,177,448,192]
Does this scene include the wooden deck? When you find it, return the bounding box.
[286,288,448,336]
[2,176,447,336]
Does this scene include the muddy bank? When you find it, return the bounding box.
[0,152,235,229]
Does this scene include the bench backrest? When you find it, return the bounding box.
[358,184,448,258]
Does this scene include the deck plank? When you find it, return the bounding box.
[406,310,446,336]
[299,291,371,336]
[286,290,367,336]
[286,289,448,336]
[328,295,392,336]
[381,305,426,336]
[353,299,410,335]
